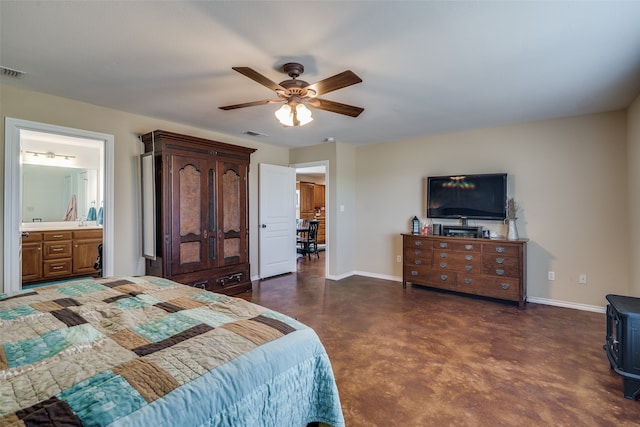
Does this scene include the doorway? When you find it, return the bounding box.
[4,118,114,292]
[295,163,327,275]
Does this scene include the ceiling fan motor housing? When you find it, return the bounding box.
[282,62,305,78]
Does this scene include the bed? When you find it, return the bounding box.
[0,276,344,427]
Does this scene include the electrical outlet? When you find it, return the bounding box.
[579,274,587,284]
[396,255,402,263]
[548,271,555,281]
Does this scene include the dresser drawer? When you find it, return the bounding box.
[403,235,431,249]
[434,255,482,274]
[173,264,251,294]
[404,266,456,287]
[470,276,520,300]
[432,239,481,252]
[483,255,520,277]
[43,259,73,277]
[403,246,432,266]
[43,241,72,259]
[482,242,520,257]
[44,231,73,241]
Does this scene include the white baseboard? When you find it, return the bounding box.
[526,296,605,313]
[326,271,357,281]
[352,271,401,282]
[350,271,607,313]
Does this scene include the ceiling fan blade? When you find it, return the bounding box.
[219,99,283,110]
[306,70,362,96]
[307,98,364,117]
[232,67,285,92]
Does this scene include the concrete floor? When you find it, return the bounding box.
[240,253,640,426]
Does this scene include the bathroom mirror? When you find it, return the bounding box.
[22,165,99,222]
[20,129,103,226]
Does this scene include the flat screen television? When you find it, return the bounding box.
[427,173,507,220]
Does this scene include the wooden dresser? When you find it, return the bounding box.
[402,234,527,309]
[22,228,103,284]
[141,130,255,295]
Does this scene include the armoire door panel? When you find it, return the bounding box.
[219,162,248,267]
[222,167,241,232]
[180,241,202,264]
[178,164,202,237]
[224,237,240,259]
[170,155,210,275]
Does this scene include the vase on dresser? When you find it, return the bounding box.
[506,218,519,240]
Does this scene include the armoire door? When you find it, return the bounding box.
[218,160,248,267]
[169,154,215,275]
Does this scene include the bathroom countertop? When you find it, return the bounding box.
[21,221,103,231]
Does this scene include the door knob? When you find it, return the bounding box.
[261,224,267,228]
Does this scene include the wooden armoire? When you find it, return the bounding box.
[140,130,255,295]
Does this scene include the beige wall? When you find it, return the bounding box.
[355,111,630,308]
[0,84,290,292]
[2,84,637,308]
[628,94,640,295]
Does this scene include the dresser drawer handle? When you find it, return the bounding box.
[52,234,64,238]
[440,253,447,258]
[465,255,473,261]
[501,283,510,290]
[496,257,505,264]
[496,269,505,276]
[440,275,448,281]
[52,265,64,271]
[414,259,422,265]
[411,270,418,276]
[464,278,473,284]
[439,242,448,248]
[192,280,208,289]
[52,248,64,252]
[465,244,473,250]
[414,241,422,246]
[440,262,447,268]
[496,247,505,253]
[465,266,473,271]
[414,249,422,255]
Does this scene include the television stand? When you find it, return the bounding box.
[402,234,527,309]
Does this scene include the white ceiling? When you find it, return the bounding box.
[2,1,640,148]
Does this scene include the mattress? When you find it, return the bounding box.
[0,276,344,426]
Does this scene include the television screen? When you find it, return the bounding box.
[427,173,507,220]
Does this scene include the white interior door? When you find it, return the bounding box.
[258,163,296,279]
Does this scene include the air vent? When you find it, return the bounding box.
[0,66,26,78]
[243,131,269,137]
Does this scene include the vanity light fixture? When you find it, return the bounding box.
[26,151,76,160]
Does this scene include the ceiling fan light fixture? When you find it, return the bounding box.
[275,103,313,127]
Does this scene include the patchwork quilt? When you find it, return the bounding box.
[0,276,344,427]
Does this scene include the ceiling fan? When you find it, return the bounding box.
[219,62,364,127]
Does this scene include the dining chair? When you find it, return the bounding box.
[297,220,319,260]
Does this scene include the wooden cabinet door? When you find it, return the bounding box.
[300,182,315,213]
[72,238,102,274]
[217,160,248,267]
[313,184,325,208]
[169,154,215,275]
[22,241,42,282]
